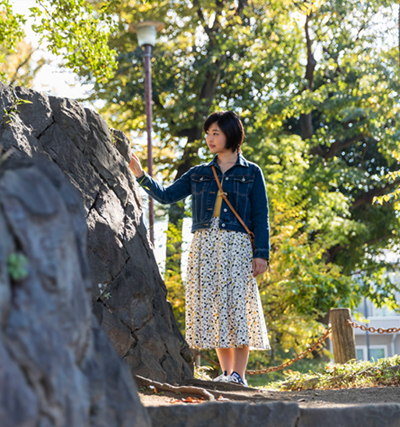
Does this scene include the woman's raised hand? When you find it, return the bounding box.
[129,152,145,178]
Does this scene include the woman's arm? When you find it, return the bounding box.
[129,152,192,204]
[250,165,270,261]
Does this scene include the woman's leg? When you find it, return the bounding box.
[232,345,250,379]
[216,348,234,374]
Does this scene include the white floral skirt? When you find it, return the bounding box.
[185,217,270,350]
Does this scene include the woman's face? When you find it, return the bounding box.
[205,122,228,154]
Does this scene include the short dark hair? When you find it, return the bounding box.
[203,111,245,153]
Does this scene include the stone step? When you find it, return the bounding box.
[147,401,400,427]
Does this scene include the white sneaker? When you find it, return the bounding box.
[228,371,248,387]
[213,370,231,382]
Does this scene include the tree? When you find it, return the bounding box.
[4,0,399,365]
[0,0,117,84]
[0,40,48,87]
[85,0,298,276]
[87,0,400,358]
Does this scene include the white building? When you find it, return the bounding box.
[352,296,400,361]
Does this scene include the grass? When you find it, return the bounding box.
[195,356,400,391]
[247,357,327,388]
[261,355,400,391]
[194,365,214,381]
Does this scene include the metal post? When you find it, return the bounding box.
[143,44,155,245]
[364,297,371,361]
[192,349,201,368]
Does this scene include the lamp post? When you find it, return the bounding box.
[130,20,164,245]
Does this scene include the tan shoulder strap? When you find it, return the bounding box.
[211,165,254,240]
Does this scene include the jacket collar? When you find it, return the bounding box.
[206,153,249,168]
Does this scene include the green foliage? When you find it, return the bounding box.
[0,0,26,52]
[164,220,186,332]
[87,0,400,357]
[4,0,399,362]
[0,40,49,87]
[0,0,118,84]
[264,355,400,391]
[0,0,26,80]
[2,94,32,124]
[7,252,29,281]
[247,356,328,388]
[374,151,400,205]
[29,0,118,83]
[193,365,213,381]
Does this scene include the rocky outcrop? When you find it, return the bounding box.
[0,157,150,427]
[0,83,193,384]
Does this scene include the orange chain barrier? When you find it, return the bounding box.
[346,319,400,334]
[245,328,332,375]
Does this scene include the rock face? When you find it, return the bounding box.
[0,157,150,427]
[0,83,193,384]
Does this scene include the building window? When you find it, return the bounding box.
[356,345,387,362]
[370,347,386,360]
[356,348,364,361]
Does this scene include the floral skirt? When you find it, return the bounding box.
[185,217,270,350]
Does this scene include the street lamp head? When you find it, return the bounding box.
[129,21,164,47]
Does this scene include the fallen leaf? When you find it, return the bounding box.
[153,387,158,394]
[181,396,203,403]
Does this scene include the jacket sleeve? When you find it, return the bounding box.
[135,168,192,204]
[250,166,270,260]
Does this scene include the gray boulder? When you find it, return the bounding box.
[0,82,193,383]
[0,157,150,427]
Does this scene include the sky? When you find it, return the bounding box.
[10,0,193,276]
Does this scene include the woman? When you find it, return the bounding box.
[129,111,270,386]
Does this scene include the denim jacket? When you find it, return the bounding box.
[136,154,270,259]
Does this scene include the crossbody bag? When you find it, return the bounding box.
[211,165,256,253]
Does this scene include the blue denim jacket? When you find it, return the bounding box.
[136,154,270,259]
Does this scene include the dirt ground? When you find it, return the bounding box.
[138,379,400,408]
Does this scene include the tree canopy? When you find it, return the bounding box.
[0,0,117,83]
[2,0,400,361]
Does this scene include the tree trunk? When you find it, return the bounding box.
[300,14,316,141]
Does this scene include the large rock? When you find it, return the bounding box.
[0,82,193,383]
[0,157,150,427]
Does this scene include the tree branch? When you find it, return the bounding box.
[327,232,395,262]
[351,180,400,211]
[300,13,316,140]
[310,134,366,158]
[10,50,34,86]
[135,375,215,401]
[304,14,316,89]
[235,0,248,16]
[192,0,211,37]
